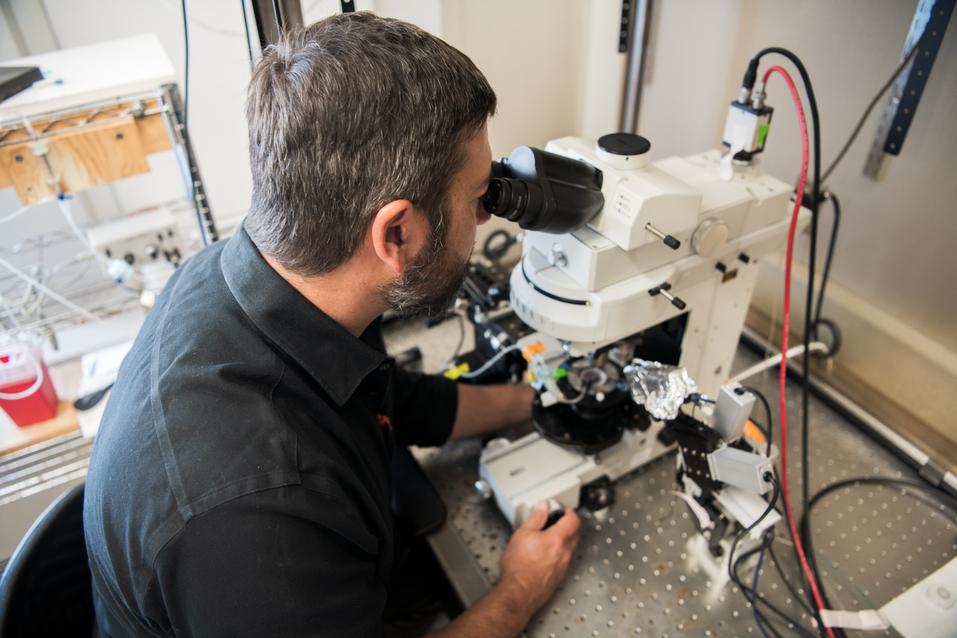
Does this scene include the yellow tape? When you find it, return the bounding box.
[443,363,471,380]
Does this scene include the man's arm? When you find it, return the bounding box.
[427,502,581,638]
[449,383,534,441]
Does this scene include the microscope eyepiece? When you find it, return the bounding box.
[482,146,604,234]
[482,177,545,224]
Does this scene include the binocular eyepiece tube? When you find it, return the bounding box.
[481,146,605,235]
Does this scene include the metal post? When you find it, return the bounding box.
[158,83,219,246]
[619,0,652,134]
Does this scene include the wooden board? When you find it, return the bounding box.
[0,142,57,203]
[0,117,157,204]
[136,113,172,154]
[0,400,79,456]
[48,117,151,193]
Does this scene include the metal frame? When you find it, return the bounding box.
[0,86,218,338]
[241,0,305,65]
[863,0,955,179]
[158,83,219,246]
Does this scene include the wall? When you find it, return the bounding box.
[725,0,957,440]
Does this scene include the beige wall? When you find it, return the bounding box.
[727,1,957,438]
[725,0,957,350]
[436,0,592,249]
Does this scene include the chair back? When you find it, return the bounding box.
[0,482,93,638]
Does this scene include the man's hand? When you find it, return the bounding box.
[497,502,581,618]
[427,502,580,638]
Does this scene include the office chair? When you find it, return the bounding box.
[0,482,93,637]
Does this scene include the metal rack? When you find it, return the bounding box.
[0,35,218,346]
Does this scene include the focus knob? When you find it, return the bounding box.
[691,219,729,258]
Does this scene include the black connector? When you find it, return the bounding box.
[742,58,760,91]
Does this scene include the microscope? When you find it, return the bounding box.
[467,127,806,568]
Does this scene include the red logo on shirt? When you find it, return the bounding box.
[375,413,393,430]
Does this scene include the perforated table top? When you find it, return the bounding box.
[384,318,957,637]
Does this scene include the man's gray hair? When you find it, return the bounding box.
[244,12,497,275]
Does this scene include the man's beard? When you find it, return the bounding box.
[382,229,470,319]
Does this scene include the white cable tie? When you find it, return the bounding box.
[720,126,748,181]
[819,609,889,631]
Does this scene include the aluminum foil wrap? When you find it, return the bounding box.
[623,359,698,420]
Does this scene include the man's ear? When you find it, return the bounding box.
[369,199,428,274]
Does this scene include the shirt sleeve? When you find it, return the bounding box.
[389,368,458,447]
[151,486,385,638]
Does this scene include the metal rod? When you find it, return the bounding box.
[620,0,652,133]
[157,83,218,246]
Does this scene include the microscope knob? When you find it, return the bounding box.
[543,500,566,529]
[474,480,493,500]
[691,219,729,258]
[548,243,568,268]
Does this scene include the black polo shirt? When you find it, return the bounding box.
[83,225,458,637]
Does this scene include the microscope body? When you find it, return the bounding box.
[510,136,803,398]
[475,134,808,529]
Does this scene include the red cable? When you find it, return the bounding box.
[762,64,836,638]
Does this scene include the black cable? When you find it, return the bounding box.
[180,0,190,131]
[727,474,781,593]
[767,543,816,618]
[751,48,829,633]
[751,530,777,638]
[799,476,957,624]
[821,39,924,183]
[811,193,842,356]
[482,229,516,263]
[812,193,840,327]
[731,532,819,638]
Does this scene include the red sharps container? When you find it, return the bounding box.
[0,346,59,426]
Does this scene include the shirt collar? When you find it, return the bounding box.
[221,224,388,406]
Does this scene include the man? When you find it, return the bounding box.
[84,11,580,637]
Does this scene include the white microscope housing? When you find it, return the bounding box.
[477,133,809,527]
